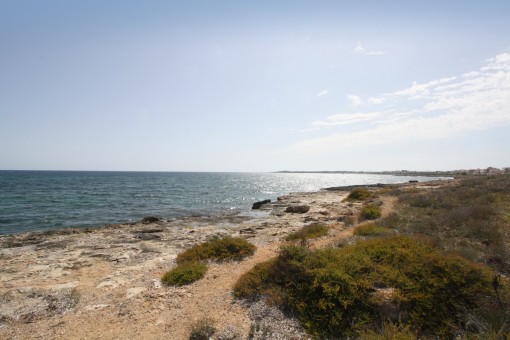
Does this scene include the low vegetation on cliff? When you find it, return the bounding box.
[234,177,510,338]
[162,237,256,286]
[360,204,382,220]
[285,223,329,242]
[380,175,510,274]
[161,261,208,286]
[234,236,507,338]
[344,188,373,201]
[176,236,256,264]
[353,223,394,237]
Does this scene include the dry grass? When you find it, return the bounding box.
[380,175,510,274]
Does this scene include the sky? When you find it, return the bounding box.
[1,1,509,172]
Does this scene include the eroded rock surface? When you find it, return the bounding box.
[0,190,361,339]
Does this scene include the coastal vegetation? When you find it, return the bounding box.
[360,204,382,220]
[353,223,394,237]
[285,223,329,242]
[379,175,510,274]
[188,318,216,340]
[234,236,507,338]
[161,261,208,286]
[234,175,510,338]
[162,237,256,286]
[345,187,373,201]
[176,236,256,264]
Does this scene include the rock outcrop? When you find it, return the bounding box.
[252,199,271,209]
[141,216,161,224]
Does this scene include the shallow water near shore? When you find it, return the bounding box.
[0,171,446,234]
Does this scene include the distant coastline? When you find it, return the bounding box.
[276,166,509,177]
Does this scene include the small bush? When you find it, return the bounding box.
[176,237,256,264]
[189,318,216,340]
[353,223,394,237]
[345,188,373,201]
[361,204,382,220]
[161,261,208,286]
[285,223,329,241]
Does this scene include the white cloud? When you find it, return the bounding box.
[462,71,479,78]
[287,52,510,154]
[353,42,386,56]
[312,112,383,127]
[353,42,364,53]
[316,89,329,97]
[347,94,362,106]
[365,50,387,56]
[380,76,457,99]
[368,97,384,104]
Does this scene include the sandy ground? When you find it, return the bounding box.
[0,187,403,340]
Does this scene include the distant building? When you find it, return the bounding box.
[484,167,502,175]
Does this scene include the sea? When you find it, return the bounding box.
[0,171,448,235]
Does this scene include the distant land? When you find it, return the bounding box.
[276,166,510,177]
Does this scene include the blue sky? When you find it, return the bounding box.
[1,1,509,171]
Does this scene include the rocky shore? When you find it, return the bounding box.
[0,185,419,339]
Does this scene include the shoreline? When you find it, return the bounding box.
[0,171,452,236]
[0,179,453,339]
[0,176,452,237]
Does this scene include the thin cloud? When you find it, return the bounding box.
[316,89,329,97]
[353,42,364,53]
[286,52,510,154]
[347,94,362,107]
[365,51,387,56]
[379,76,457,99]
[353,42,387,56]
[368,97,384,104]
[312,112,383,127]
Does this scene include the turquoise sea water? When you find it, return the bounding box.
[0,171,447,235]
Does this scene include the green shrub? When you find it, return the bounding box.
[189,318,216,340]
[285,223,329,241]
[161,261,208,286]
[233,259,276,299]
[345,188,373,201]
[176,237,256,264]
[234,236,506,338]
[361,204,382,220]
[358,322,416,339]
[353,223,394,237]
